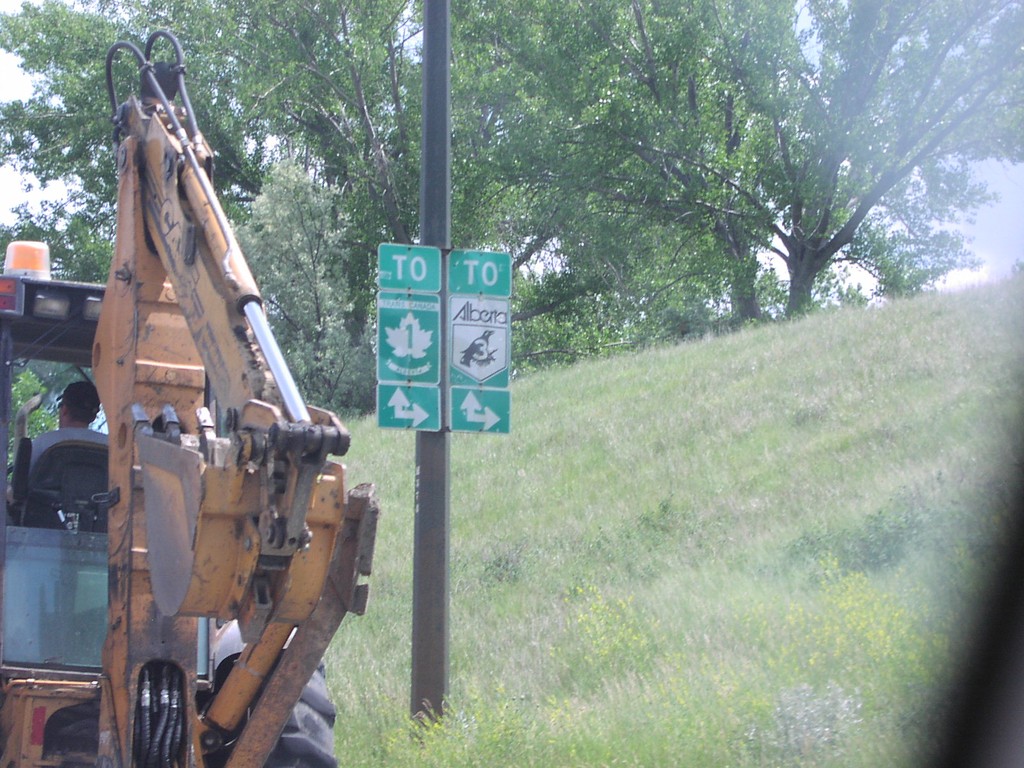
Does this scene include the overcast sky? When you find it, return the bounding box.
[956,159,1024,283]
[0,3,1022,288]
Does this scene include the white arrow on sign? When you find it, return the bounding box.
[387,388,430,427]
[459,391,500,430]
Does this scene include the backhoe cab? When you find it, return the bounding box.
[0,244,116,764]
[0,29,378,768]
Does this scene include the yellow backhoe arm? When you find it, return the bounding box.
[91,32,376,767]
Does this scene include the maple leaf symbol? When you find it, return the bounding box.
[385,312,433,358]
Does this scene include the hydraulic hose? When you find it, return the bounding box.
[165,678,183,768]
[148,669,171,768]
[135,662,186,768]
[136,668,153,767]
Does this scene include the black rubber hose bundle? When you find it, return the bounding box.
[135,662,185,768]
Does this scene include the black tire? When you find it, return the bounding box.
[263,664,338,768]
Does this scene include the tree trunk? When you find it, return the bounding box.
[730,255,763,322]
[714,215,763,322]
[786,275,814,316]
[785,252,820,316]
[733,288,763,322]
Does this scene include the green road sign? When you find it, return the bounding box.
[378,243,442,293]
[449,295,510,388]
[450,387,510,434]
[377,244,513,435]
[448,250,511,297]
[377,292,441,384]
[378,384,441,431]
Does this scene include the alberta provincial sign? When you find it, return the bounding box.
[448,296,510,388]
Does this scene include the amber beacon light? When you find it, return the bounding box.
[4,241,51,280]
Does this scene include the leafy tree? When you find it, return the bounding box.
[0,0,272,277]
[0,0,424,407]
[456,0,781,326]
[0,2,121,281]
[451,0,744,363]
[718,0,1021,313]
[469,0,1023,318]
[2,0,1021,385]
[2,0,461,371]
[238,162,375,415]
[217,0,427,330]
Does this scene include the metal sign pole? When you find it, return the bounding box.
[411,0,451,719]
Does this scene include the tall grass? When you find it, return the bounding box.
[327,277,1024,766]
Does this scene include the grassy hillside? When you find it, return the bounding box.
[327,276,1024,767]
